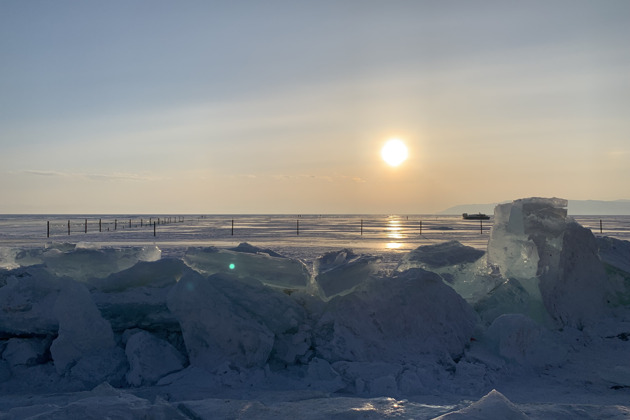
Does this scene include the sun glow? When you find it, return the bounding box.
[381,139,408,167]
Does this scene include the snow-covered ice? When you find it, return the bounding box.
[0,198,629,419]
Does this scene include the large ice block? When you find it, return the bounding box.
[167,271,309,371]
[314,268,476,363]
[486,197,609,328]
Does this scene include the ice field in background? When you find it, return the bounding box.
[1,213,628,264]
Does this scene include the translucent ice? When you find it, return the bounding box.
[17,243,162,281]
[312,249,379,299]
[487,197,568,279]
[486,197,609,327]
[90,259,190,331]
[184,244,310,290]
[88,257,188,292]
[396,241,498,303]
[396,240,484,270]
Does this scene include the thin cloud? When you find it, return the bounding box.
[22,170,163,182]
[23,170,67,177]
[270,174,365,183]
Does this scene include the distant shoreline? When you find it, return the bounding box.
[439,199,630,216]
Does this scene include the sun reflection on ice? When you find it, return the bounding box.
[386,218,403,240]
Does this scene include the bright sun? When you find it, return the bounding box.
[381,138,408,167]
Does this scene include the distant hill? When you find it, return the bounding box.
[439,199,630,216]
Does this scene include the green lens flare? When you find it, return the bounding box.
[229,263,235,270]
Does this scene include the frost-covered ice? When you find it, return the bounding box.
[0,198,630,419]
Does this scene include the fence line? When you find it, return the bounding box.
[46,216,186,238]
[45,215,492,240]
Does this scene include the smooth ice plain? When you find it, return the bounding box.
[0,197,629,419]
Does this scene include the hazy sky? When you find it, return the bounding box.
[1,1,629,214]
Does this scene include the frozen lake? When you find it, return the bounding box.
[1,202,630,419]
[2,213,629,263]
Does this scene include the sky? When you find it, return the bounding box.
[1,0,629,214]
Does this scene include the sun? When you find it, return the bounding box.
[381,138,408,167]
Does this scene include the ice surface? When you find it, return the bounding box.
[396,241,501,303]
[434,389,529,419]
[312,249,379,298]
[598,236,630,274]
[0,199,629,418]
[484,314,567,368]
[598,236,630,306]
[0,267,62,336]
[183,243,310,289]
[12,243,161,281]
[315,268,476,366]
[487,197,568,279]
[397,240,485,270]
[49,278,116,374]
[167,270,308,371]
[90,258,189,333]
[2,337,48,367]
[486,197,610,328]
[124,329,186,386]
